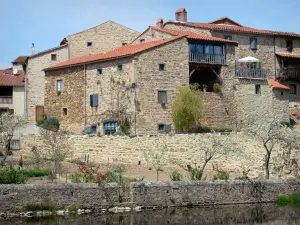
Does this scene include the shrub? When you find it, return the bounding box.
[188,168,204,180]
[21,169,50,177]
[0,166,27,184]
[42,118,60,131]
[172,84,203,131]
[36,115,47,127]
[213,171,229,180]
[276,193,300,208]
[235,175,249,181]
[170,170,183,181]
[213,83,221,93]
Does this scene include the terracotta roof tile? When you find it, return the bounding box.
[12,56,29,64]
[46,36,185,70]
[0,69,25,86]
[151,26,238,45]
[271,80,290,90]
[275,52,300,59]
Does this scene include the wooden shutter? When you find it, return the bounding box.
[35,106,44,121]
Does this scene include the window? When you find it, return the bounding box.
[158,90,167,104]
[224,35,232,40]
[140,39,145,43]
[189,44,223,55]
[159,64,165,71]
[286,40,293,52]
[281,92,284,96]
[57,80,63,91]
[97,68,102,75]
[87,125,97,134]
[122,42,127,46]
[117,64,123,71]
[62,108,68,116]
[290,84,297,95]
[87,42,93,47]
[158,123,172,133]
[90,94,99,107]
[104,121,117,135]
[250,38,257,50]
[255,85,261,95]
[51,54,57,61]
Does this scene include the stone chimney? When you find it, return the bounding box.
[156,18,164,28]
[175,8,187,22]
[31,43,35,56]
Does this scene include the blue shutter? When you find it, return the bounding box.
[93,95,98,107]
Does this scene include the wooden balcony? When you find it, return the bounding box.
[189,53,226,65]
[236,68,269,79]
[0,96,12,104]
[277,68,300,79]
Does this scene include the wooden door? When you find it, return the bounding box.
[35,106,44,121]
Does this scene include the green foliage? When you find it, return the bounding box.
[0,166,27,184]
[21,169,50,177]
[235,175,249,181]
[276,194,300,208]
[36,115,47,127]
[68,205,78,212]
[188,168,204,180]
[280,121,291,128]
[213,83,221,93]
[194,126,232,133]
[41,118,60,131]
[71,173,82,183]
[213,171,229,180]
[170,170,183,181]
[203,84,208,89]
[25,202,57,212]
[172,84,203,131]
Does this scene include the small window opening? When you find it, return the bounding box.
[290,84,297,95]
[286,40,293,52]
[122,42,127,46]
[57,80,63,91]
[90,94,99,107]
[87,42,93,47]
[255,84,261,95]
[159,64,165,71]
[281,92,284,96]
[104,121,117,135]
[140,39,145,43]
[97,68,102,75]
[250,38,257,50]
[158,123,172,133]
[63,108,68,116]
[51,54,57,61]
[117,64,123,71]
[158,90,167,104]
[158,124,165,131]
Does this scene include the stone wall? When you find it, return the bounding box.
[44,66,85,133]
[0,180,300,213]
[20,132,300,179]
[26,45,69,123]
[67,21,140,58]
[131,27,173,44]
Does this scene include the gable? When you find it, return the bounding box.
[209,17,242,27]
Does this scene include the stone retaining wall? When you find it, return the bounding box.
[0,180,299,213]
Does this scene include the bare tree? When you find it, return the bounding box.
[244,118,297,179]
[0,113,27,166]
[39,128,72,179]
[143,142,167,181]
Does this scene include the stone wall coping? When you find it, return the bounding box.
[0,183,118,189]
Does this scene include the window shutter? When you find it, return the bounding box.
[164,124,172,133]
[93,95,98,107]
[90,95,93,107]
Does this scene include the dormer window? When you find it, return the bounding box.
[286,40,293,52]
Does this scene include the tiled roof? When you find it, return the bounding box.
[275,52,300,59]
[0,69,25,86]
[150,26,238,45]
[271,80,290,90]
[46,36,185,70]
[12,56,29,64]
[165,20,300,38]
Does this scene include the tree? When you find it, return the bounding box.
[172,84,203,132]
[143,142,167,181]
[39,128,72,179]
[244,118,297,179]
[0,113,27,166]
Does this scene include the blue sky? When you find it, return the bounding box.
[1,0,300,68]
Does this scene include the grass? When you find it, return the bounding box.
[276,193,300,208]
[25,202,57,212]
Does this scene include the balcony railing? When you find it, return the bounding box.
[0,96,12,104]
[189,53,226,65]
[236,68,269,79]
[277,68,300,79]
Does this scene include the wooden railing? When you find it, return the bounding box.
[277,68,300,79]
[236,68,269,79]
[189,53,226,65]
[0,96,12,104]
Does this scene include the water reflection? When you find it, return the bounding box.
[2,204,300,225]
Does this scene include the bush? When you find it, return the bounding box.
[276,193,300,208]
[25,202,57,212]
[170,170,183,181]
[42,118,60,131]
[213,83,221,93]
[213,171,229,180]
[188,168,204,180]
[172,84,203,132]
[235,175,249,181]
[36,115,47,127]
[21,169,50,177]
[0,166,27,184]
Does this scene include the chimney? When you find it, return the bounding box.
[31,43,35,56]
[175,8,187,22]
[156,18,164,28]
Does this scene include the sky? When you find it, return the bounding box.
[1,0,300,68]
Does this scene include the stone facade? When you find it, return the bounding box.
[131,27,173,44]
[66,21,140,58]
[26,45,69,123]
[44,66,85,133]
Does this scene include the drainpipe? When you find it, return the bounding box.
[84,64,87,128]
[274,35,277,79]
[133,59,137,135]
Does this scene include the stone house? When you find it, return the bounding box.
[43,9,296,135]
[0,56,28,116]
[26,21,140,123]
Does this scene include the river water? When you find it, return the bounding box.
[2,204,300,225]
